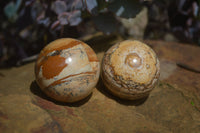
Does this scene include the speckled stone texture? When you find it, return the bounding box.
[101,40,160,100]
[0,37,200,133]
[35,38,100,102]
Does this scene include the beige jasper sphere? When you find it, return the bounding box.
[35,38,100,103]
[101,40,160,100]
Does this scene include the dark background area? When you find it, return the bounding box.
[0,0,199,68]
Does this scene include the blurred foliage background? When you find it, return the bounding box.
[0,0,199,67]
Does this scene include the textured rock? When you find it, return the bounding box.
[0,95,62,133]
[0,38,200,133]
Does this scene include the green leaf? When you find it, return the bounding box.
[108,0,143,18]
[3,0,22,20]
[97,0,109,11]
[191,101,195,106]
[15,0,22,11]
[4,2,17,19]
[92,12,118,35]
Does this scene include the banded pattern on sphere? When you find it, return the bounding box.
[35,38,100,103]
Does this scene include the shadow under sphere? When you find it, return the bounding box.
[30,80,92,107]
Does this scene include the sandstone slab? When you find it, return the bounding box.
[0,38,200,133]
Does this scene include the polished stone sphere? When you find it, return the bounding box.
[35,38,100,103]
[101,40,160,100]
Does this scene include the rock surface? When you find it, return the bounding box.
[0,38,200,133]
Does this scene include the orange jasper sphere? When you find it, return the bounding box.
[35,38,100,102]
[101,40,160,100]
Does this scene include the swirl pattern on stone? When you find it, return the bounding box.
[35,38,100,103]
[101,40,160,100]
